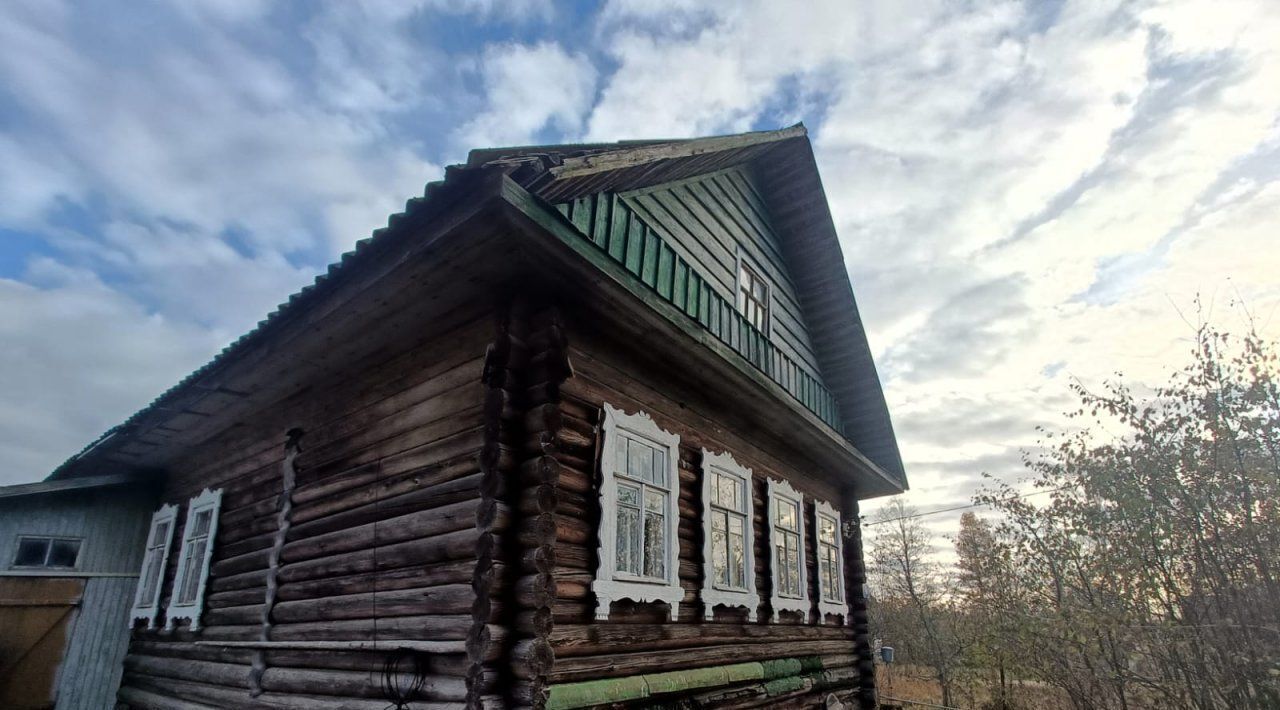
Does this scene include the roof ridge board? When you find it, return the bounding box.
[548,125,807,180]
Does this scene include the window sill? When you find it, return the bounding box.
[592,577,683,621]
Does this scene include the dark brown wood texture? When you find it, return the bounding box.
[544,318,862,695]
[118,303,496,709]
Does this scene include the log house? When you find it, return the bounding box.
[43,125,907,709]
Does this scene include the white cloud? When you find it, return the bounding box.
[0,265,220,484]
[454,41,598,150]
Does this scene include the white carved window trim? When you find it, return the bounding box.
[592,404,683,621]
[130,503,178,629]
[700,448,759,621]
[767,477,809,620]
[164,488,223,631]
[815,499,848,623]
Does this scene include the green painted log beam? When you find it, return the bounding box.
[545,655,851,709]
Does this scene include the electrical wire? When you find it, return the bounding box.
[861,486,1075,527]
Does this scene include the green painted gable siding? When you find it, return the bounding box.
[559,166,826,385]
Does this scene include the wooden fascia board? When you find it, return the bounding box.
[495,174,903,498]
[3,472,152,498]
[548,126,808,182]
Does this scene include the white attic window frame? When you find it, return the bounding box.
[700,448,760,621]
[130,503,178,630]
[767,477,810,621]
[592,404,683,621]
[815,499,850,623]
[164,488,223,632]
[735,250,772,335]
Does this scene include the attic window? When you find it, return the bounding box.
[11,536,81,569]
[737,260,770,332]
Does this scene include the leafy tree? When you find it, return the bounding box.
[975,323,1280,709]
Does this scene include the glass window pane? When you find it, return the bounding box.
[193,510,212,537]
[644,488,665,513]
[616,505,640,575]
[785,533,801,596]
[712,526,728,586]
[48,539,80,568]
[776,499,796,530]
[618,483,640,507]
[14,538,49,566]
[627,439,652,480]
[643,508,666,579]
[651,448,666,486]
[179,541,205,604]
[729,531,745,588]
[151,521,170,547]
[819,516,836,544]
[711,510,727,532]
[718,474,738,510]
[140,552,163,603]
[775,539,788,592]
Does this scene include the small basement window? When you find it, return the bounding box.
[164,488,223,632]
[700,449,760,620]
[815,499,848,623]
[767,477,810,620]
[737,260,770,332]
[592,404,683,621]
[11,536,81,569]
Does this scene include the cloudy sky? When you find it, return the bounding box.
[2,0,1278,539]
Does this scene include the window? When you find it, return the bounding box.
[737,260,770,332]
[592,404,682,621]
[815,500,848,622]
[11,536,81,569]
[767,477,809,620]
[131,503,178,629]
[700,449,759,620]
[164,488,222,631]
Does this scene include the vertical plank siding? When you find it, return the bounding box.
[554,167,845,436]
[117,305,497,708]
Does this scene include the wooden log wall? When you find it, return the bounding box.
[544,320,867,703]
[502,302,575,709]
[118,304,500,709]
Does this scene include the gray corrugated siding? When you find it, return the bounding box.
[0,486,153,709]
[56,577,136,709]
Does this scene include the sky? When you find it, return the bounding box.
[1,0,1278,543]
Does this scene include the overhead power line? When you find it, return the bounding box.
[861,486,1074,527]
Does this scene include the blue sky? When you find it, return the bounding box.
[2,0,1278,534]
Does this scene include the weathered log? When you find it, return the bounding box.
[277,527,482,583]
[269,583,475,622]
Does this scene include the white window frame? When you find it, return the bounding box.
[700,448,759,621]
[767,477,810,620]
[592,404,683,621]
[130,503,178,629]
[815,499,849,623]
[735,251,771,334]
[164,488,223,632]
